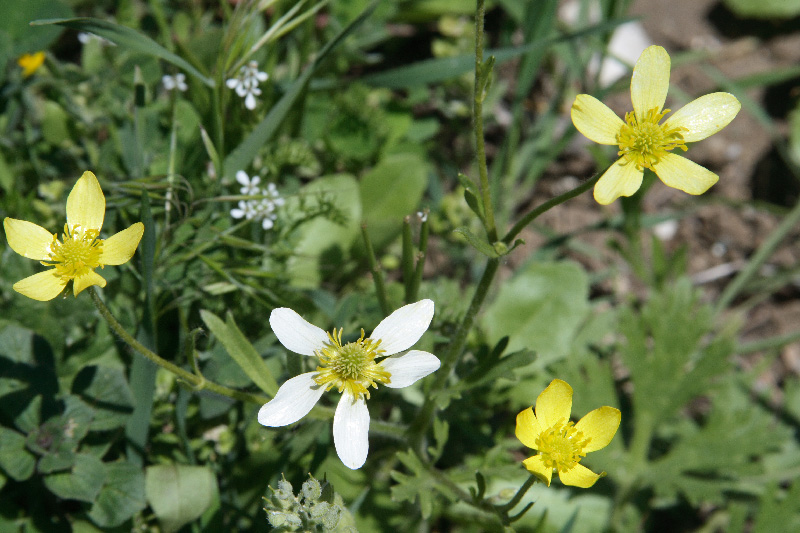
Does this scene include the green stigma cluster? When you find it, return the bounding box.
[264,474,355,532]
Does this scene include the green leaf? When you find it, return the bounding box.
[0,0,72,57]
[390,450,459,519]
[453,226,498,258]
[43,453,106,503]
[72,365,135,430]
[359,153,428,247]
[0,427,35,481]
[361,18,630,88]
[223,2,377,178]
[482,261,590,362]
[723,0,800,18]
[88,462,147,528]
[30,17,213,86]
[287,174,362,288]
[200,309,278,397]
[145,464,219,533]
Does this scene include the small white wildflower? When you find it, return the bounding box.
[162,73,187,92]
[417,211,428,222]
[235,170,261,195]
[231,200,256,220]
[226,60,269,110]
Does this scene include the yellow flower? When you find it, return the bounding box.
[18,52,46,78]
[571,45,741,205]
[515,379,620,488]
[4,171,144,301]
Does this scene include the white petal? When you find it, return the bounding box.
[226,78,239,89]
[333,392,370,470]
[370,299,434,355]
[379,350,440,389]
[236,170,250,186]
[245,93,257,110]
[257,373,324,427]
[269,308,329,356]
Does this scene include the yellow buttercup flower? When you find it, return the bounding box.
[515,379,620,488]
[4,171,144,301]
[18,52,46,78]
[571,45,741,205]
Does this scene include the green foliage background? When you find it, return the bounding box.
[1,0,799,532]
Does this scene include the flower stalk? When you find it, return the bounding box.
[88,287,269,405]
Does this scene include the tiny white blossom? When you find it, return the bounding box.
[417,211,428,222]
[226,60,269,110]
[259,300,440,469]
[230,171,284,231]
[162,73,187,92]
[236,170,261,195]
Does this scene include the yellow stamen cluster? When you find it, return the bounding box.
[42,224,104,281]
[313,328,391,399]
[616,108,687,171]
[536,419,591,473]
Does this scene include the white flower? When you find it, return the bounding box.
[230,171,284,231]
[236,170,261,195]
[162,73,187,92]
[226,60,269,110]
[230,200,256,220]
[259,300,440,469]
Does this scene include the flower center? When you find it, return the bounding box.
[313,328,391,400]
[43,224,104,280]
[616,107,687,171]
[535,419,591,472]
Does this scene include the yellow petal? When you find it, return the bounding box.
[653,153,718,195]
[558,463,603,488]
[535,379,572,429]
[515,407,542,450]
[73,270,107,296]
[575,406,621,453]
[66,171,105,231]
[100,222,144,266]
[13,270,67,301]
[631,45,670,122]
[522,455,553,486]
[663,93,741,142]
[4,218,54,260]
[594,158,644,205]
[571,94,624,145]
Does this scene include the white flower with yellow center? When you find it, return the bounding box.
[570,45,741,205]
[258,300,440,469]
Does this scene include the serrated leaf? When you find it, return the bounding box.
[200,310,278,397]
[43,453,105,503]
[0,427,35,481]
[145,464,218,533]
[88,462,146,528]
[30,17,213,86]
[72,366,135,430]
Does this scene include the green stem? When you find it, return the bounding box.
[716,193,800,313]
[496,474,537,513]
[88,287,268,405]
[401,216,414,302]
[503,172,601,244]
[361,223,391,315]
[409,258,500,447]
[409,211,430,302]
[473,0,497,242]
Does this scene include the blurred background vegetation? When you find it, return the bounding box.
[1,0,800,531]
